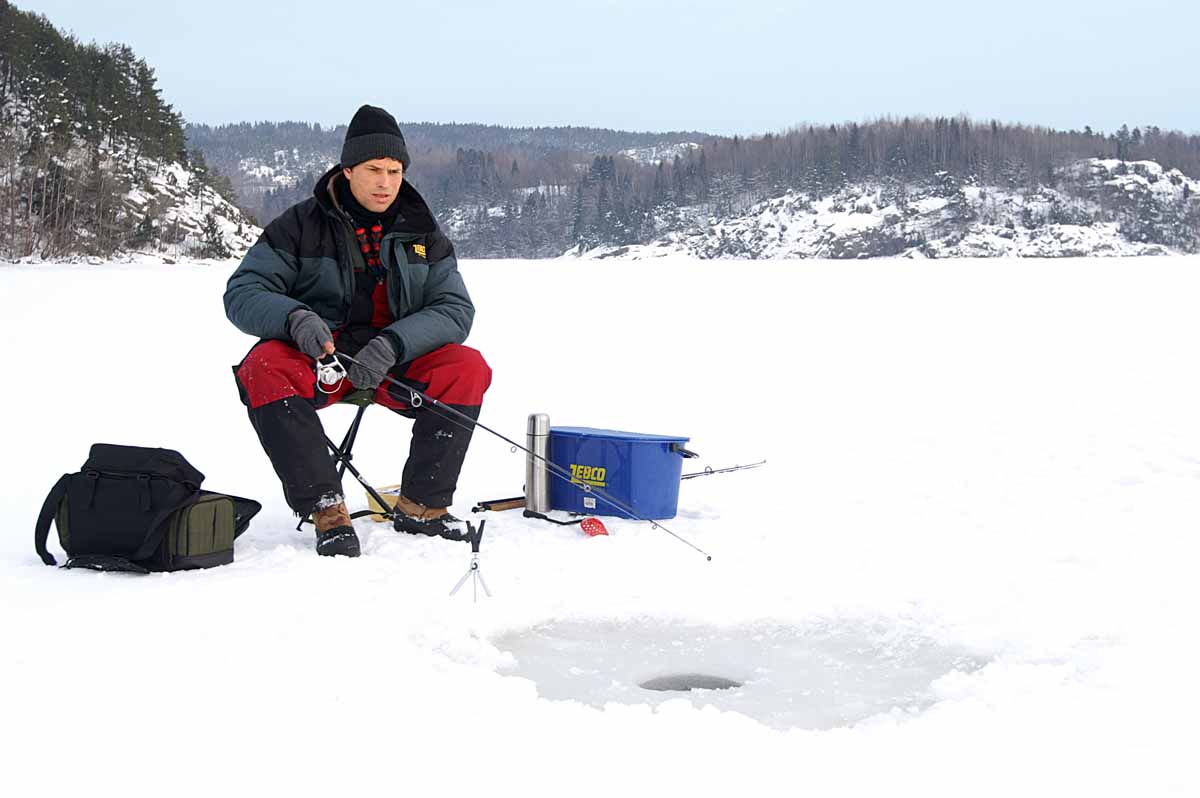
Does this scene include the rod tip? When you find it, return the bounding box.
[706,555,713,562]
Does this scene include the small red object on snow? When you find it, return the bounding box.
[580,517,608,537]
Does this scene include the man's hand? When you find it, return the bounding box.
[288,309,335,359]
[347,336,399,390]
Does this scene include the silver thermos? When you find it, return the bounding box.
[526,413,551,514]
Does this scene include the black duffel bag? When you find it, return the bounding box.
[34,444,260,573]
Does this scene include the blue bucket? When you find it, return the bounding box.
[548,426,692,519]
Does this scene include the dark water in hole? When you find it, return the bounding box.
[495,619,988,730]
[640,673,743,691]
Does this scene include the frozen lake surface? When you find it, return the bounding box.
[3,254,1198,796]
[496,618,988,730]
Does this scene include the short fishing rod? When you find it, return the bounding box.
[329,352,712,561]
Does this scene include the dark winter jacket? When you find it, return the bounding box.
[224,165,473,361]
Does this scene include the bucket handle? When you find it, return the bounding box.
[671,443,700,458]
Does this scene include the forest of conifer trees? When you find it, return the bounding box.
[188,114,1200,258]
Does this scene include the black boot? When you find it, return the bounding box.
[314,500,361,557]
[316,526,361,557]
[392,495,472,542]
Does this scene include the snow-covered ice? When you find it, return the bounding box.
[2,254,1199,796]
[496,618,987,731]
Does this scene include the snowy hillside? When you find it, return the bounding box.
[232,146,334,208]
[586,158,1200,260]
[619,140,702,165]
[238,147,331,187]
[0,17,262,265]
[3,255,1199,795]
[124,157,259,260]
[0,92,257,262]
[188,114,1200,261]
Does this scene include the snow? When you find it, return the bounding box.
[515,184,564,198]
[619,141,702,165]
[631,158,1197,260]
[497,618,987,730]
[129,160,259,255]
[1080,158,1199,205]
[235,149,335,194]
[3,255,1200,796]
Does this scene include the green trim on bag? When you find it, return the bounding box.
[168,495,236,559]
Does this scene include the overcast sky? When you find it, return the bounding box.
[13,0,1198,136]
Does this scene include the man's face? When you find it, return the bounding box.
[343,157,404,213]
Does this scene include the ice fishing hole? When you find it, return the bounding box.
[640,673,743,692]
[495,619,988,731]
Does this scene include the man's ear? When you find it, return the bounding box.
[342,166,353,180]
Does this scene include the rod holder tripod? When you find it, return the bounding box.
[449,520,491,602]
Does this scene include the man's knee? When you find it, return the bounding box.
[445,344,492,386]
[387,343,492,408]
[440,344,492,404]
[237,340,317,408]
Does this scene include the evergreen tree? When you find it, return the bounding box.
[198,211,231,259]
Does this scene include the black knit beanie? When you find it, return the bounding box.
[340,105,411,170]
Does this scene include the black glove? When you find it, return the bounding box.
[287,309,334,359]
[347,336,399,390]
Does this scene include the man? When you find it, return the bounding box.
[224,104,491,558]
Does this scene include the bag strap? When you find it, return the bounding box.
[130,488,203,562]
[62,555,150,574]
[34,474,72,566]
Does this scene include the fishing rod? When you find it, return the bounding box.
[477,461,766,514]
[682,460,766,480]
[329,352,713,561]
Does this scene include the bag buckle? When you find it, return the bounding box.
[85,470,100,507]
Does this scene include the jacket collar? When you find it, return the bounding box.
[313,164,438,235]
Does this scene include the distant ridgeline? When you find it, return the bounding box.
[0,0,254,260]
[4,0,1197,261]
[190,115,1200,259]
[183,120,707,245]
